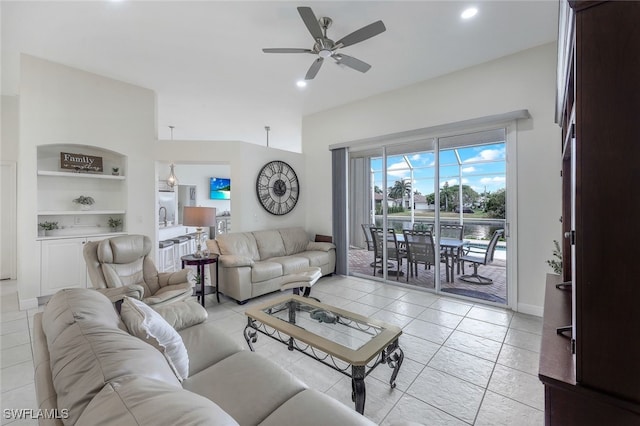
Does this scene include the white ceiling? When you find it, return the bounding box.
[1,1,558,152]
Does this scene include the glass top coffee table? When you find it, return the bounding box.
[244,295,404,414]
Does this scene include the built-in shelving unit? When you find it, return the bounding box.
[37,144,129,297]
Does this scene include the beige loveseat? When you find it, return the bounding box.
[207,227,335,304]
[33,288,374,426]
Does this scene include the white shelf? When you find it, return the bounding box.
[38,210,126,215]
[37,170,125,180]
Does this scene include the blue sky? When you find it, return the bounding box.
[371,142,506,196]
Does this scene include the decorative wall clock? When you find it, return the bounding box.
[256,161,299,215]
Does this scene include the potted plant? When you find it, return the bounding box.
[73,195,95,210]
[547,240,562,275]
[112,167,120,176]
[108,217,123,232]
[38,221,59,236]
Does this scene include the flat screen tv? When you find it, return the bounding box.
[210,177,231,200]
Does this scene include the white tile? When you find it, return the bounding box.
[1,344,33,369]
[403,319,454,345]
[430,299,473,316]
[504,328,542,353]
[444,330,503,362]
[456,317,507,342]
[497,344,540,376]
[408,367,484,424]
[488,364,545,410]
[428,346,495,387]
[357,294,395,309]
[325,375,402,424]
[510,313,543,335]
[371,310,413,328]
[370,286,409,299]
[286,355,344,392]
[1,331,32,350]
[398,292,439,307]
[381,393,468,426]
[341,301,380,317]
[398,333,441,365]
[383,300,426,318]
[0,361,34,392]
[1,382,38,426]
[475,390,544,426]
[466,305,513,327]
[369,355,424,392]
[0,319,29,336]
[417,308,464,329]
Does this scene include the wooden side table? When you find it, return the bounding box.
[181,254,219,307]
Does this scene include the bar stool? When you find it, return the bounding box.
[158,240,175,273]
[170,236,190,271]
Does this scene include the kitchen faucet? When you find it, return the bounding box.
[159,206,167,227]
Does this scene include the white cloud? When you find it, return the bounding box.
[462,166,476,173]
[464,148,505,163]
[480,176,506,184]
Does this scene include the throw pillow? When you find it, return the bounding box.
[120,297,189,381]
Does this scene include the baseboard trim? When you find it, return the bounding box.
[19,297,38,311]
[517,302,543,317]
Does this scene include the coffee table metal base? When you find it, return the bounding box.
[243,317,404,415]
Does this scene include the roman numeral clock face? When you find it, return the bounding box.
[256,161,299,215]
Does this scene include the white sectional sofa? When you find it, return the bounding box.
[33,288,375,426]
[207,227,335,304]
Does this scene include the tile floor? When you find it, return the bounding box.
[0,276,544,425]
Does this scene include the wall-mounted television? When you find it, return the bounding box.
[210,177,231,200]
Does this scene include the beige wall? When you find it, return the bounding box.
[301,43,562,314]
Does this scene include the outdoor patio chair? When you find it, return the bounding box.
[459,229,504,284]
[370,227,406,280]
[402,229,438,282]
[361,223,375,251]
[440,223,465,273]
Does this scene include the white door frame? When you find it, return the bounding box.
[1,161,18,280]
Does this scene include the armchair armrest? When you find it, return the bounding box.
[307,241,336,252]
[158,268,192,287]
[219,255,255,268]
[95,285,144,303]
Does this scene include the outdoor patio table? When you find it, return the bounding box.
[396,235,465,282]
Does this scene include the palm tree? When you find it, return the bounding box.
[389,179,412,208]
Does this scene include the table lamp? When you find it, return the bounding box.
[183,206,216,258]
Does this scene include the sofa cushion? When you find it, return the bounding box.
[217,232,260,261]
[120,297,189,381]
[279,227,310,255]
[251,261,283,283]
[153,299,208,331]
[268,256,310,275]
[296,251,332,269]
[253,229,286,260]
[42,289,180,426]
[258,389,376,426]
[183,351,307,425]
[76,376,239,426]
[179,323,244,377]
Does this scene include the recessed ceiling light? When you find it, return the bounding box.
[461,7,478,19]
[296,80,307,88]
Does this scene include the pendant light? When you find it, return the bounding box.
[167,126,178,188]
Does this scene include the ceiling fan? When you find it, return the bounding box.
[263,6,386,80]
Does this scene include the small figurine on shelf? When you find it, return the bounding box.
[73,195,95,211]
[112,167,120,176]
[108,217,123,232]
[38,221,59,237]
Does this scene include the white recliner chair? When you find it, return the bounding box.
[84,234,193,306]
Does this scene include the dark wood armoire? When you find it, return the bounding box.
[539,1,640,424]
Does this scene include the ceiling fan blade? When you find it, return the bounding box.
[335,54,371,73]
[305,58,324,80]
[335,20,386,48]
[262,48,313,54]
[297,7,324,41]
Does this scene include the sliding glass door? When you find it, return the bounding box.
[347,128,510,306]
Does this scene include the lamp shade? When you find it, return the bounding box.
[183,207,216,227]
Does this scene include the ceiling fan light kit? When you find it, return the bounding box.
[262,6,386,80]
